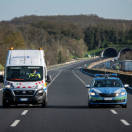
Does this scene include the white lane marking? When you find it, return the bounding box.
[10,120,20,127]
[72,70,85,86]
[21,110,28,116]
[120,119,130,126]
[110,109,118,115]
[47,70,62,87]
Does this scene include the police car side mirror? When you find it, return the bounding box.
[46,75,52,83]
[86,84,91,88]
[124,84,129,88]
[0,75,4,83]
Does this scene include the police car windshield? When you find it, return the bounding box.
[6,66,43,82]
[94,79,123,87]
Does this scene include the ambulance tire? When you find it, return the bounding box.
[41,98,46,108]
[88,103,94,108]
[2,99,10,108]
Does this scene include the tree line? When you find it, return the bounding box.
[0,15,132,66]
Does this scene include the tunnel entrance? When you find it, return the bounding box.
[118,48,132,60]
[102,48,118,58]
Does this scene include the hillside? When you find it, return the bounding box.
[11,15,132,30]
[0,15,132,66]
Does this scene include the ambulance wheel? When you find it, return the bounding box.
[41,99,46,108]
[2,99,10,108]
[88,103,94,108]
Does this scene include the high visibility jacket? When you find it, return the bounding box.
[29,73,41,79]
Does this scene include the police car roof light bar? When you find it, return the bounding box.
[95,74,104,77]
[95,73,118,78]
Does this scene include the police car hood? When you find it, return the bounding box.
[92,87,125,94]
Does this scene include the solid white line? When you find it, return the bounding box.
[47,71,62,87]
[10,120,20,127]
[110,109,118,115]
[120,119,130,126]
[72,70,85,86]
[21,110,28,116]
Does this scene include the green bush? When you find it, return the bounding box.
[0,64,4,71]
[86,48,104,56]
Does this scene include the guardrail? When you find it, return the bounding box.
[81,68,132,87]
[47,56,99,71]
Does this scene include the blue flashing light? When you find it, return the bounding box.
[95,73,118,78]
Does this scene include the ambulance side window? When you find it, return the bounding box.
[44,67,46,79]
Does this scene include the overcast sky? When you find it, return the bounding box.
[0,0,132,21]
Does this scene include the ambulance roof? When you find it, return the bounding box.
[6,50,46,67]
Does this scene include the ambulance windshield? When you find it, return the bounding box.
[6,66,43,82]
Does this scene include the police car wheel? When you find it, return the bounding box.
[88,103,93,108]
[122,104,127,108]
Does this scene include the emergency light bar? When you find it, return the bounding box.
[95,73,118,78]
[95,74,104,77]
[9,47,14,50]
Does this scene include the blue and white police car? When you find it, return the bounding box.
[86,74,128,108]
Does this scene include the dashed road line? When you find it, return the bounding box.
[120,119,130,126]
[72,70,85,86]
[21,110,28,116]
[10,120,20,127]
[110,109,118,115]
[47,70,62,87]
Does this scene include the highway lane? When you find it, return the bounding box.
[0,58,132,132]
[0,58,97,132]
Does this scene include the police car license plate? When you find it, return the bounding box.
[104,98,112,100]
[20,98,28,101]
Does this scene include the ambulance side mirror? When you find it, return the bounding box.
[46,75,52,83]
[0,75,4,83]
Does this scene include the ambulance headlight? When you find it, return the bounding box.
[38,90,44,94]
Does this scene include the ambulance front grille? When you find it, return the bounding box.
[14,90,35,96]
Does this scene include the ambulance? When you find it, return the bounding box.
[3,48,48,107]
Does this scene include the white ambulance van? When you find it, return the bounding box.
[3,48,48,107]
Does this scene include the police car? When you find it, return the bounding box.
[86,74,128,108]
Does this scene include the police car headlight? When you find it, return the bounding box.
[90,92,96,96]
[121,92,126,96]
[115,93,119,96]
[5,85,11,88]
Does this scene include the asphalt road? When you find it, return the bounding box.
[0,58,132,132]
